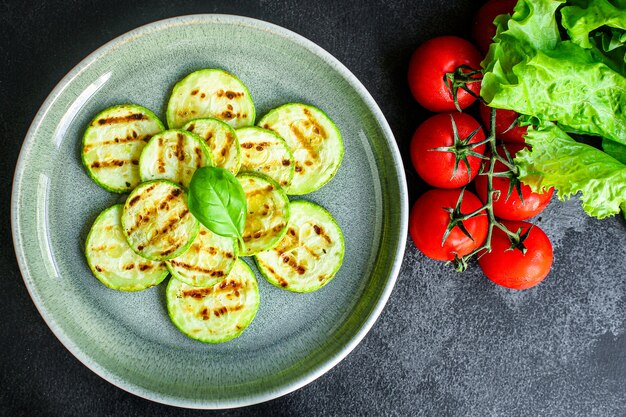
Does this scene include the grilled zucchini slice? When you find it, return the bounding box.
[166,259,260,343]
[255,200,344,293]
[166,69,255,129]
[237,172,290,256]
[82,104,164,193]
[183,118,241,175]
[258,103,343,195]
[139,129,211,188]
[122,180,199,261]
[237,127,295,188]
[85,204,168,291]
[166,225,238,288]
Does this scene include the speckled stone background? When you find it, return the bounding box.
[2,0,625,416]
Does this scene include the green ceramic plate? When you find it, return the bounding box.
[11,15,407,408]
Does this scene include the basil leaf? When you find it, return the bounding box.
[187,166,247,246]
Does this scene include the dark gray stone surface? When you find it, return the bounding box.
[1,0,625,416]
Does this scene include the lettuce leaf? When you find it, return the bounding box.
[593,28,626,77]
[562,0,626,74]
[483,41,626,143]
[482,0,626,219]
[515,124,626,219]
[481,0,626,144]
[505,0,563,49]
[603,138,626,164]
[561,0,626,49]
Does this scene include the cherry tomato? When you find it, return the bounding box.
[410,112,486,188]
[479,102,528,144]
[478,221,553,290]
[410,188,488,261]
[408,36,482,112]
[475,144,554,220]
[472,0,517,53]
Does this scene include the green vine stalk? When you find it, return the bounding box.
[449,107,532,272]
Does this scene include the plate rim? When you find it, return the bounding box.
[11,13,409,409]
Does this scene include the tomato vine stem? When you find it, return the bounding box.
[444,64,483,112]
[450,107,526,272]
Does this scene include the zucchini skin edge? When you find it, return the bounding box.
[166,68,256,129]
[81,104,165,194]
[254,199,345,293]
[84,204,169,292]
[165,260,260,344]
[257,102,344,196]
[121,179,200,262]
[237,171,291,256]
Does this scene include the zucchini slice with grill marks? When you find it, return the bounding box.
[258,103,343,195]
[183,118,241,175]
[237,126,295,189]
[166,259,260,343]
[139,129,211,188]
[85,204,169,291]
[122,180,199,261]
[166,69,255,129]
[255,200,344,293]
[82,104,164,193]
[237,172,290,256]
[166,225,238,288]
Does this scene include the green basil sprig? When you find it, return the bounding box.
[188,166,247,248]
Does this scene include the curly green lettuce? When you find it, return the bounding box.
[515,124,626,219]
[562,0,626,44]
[481,0,626,144]
[562,0,626,74]
[482,0,626,219]
[602,139,626,217]
[603,138,626,165]
[561,0,626,46]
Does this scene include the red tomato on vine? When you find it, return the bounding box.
[479,102,528,144]
[408,36,482,112]
[410,112,486,189]
[472,0,517,53]
[474,144,554,220]
[410,188,488,261]
[479,221,553,290]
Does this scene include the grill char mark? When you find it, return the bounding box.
[84,133,152,152]
[266,265,289,287]
[176,133,185,162]
[181,279,243,298]
[214,304,244,317]
[303,108,328,139]
[312,224,333,244]
[126,188,183,235]
[243,223,285,242]
[289,124,319,159]
[140,209,189,255]
[96,113,147,126]
[157,136,166,173]
[281,254,307,275]
[168,259,225,276]
[194,147,203,168]
[244,183,275,199]
[90,159,137,169]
